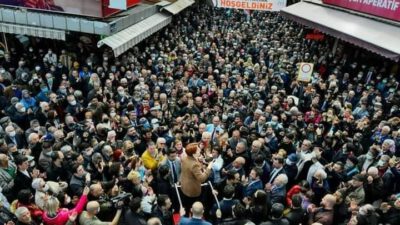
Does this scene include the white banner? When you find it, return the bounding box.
[297,63,314,82]
[109,0,127,10]
[212,0,287,11]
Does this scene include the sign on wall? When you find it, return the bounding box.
[0,0,140,18]
[212,0,287,11]
[323,0,400,22]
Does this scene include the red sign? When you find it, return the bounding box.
[305,30,325,41]
[323,0,400,22]
[0,0,140,18]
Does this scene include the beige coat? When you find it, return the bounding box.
[180,155,211,197]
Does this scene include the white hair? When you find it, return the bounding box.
[15,207,29,219]
[315,169,327,180]
[275,174,288,185]
[359,204,375,216]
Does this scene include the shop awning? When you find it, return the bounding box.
[162,0,195,15]
[0,23,66,40]
[97,13,171,57]
[281,2,400,61]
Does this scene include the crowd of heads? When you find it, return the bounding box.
[0,3,399,225]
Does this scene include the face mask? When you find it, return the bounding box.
[43,184,49,192]
[29,48,33,52]
[377,160,385,167]
[8,131,16,137]
[366,152,374,160]
[35,66,41,71]
[65,195,71,204]
[70,100,77,106]
[34,127,40,131]
[285,158,294,165]
[110,112,116,117]
[19,107,26,113]
[118,91,125,96]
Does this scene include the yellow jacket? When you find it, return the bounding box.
[141,150,164,171]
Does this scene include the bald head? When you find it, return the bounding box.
[90,183,103,197]
[86,201,100,214]
[321,194,336,209]
[191,202,204,217]
[147,217,162,225]
[367,167,379,177]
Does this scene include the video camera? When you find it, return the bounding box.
[110,192,132,208]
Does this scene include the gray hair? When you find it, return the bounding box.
[359,204,375,216]
[15,207,29,219]
[275,174,288,186]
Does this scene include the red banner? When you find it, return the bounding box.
[0,0,140,18]
[322,0,400,22]
[305,30,325,41]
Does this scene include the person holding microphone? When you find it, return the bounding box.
[180,143,213,216]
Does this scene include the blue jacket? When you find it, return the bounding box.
[179,217,212,225]
[244,179,263,197]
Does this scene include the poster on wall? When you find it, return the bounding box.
[323,0,400,22]
[212,0,287,11]
[0,0,140,17]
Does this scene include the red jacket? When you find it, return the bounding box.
[286,185,302,206]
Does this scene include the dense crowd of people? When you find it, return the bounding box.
[0,3,399,225]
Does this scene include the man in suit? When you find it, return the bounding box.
[269,156,286,184]
[160,148,181,185]
[243,168,263,197]
[222,157,246,178]
[179,202,212,225]
[210,185,239,220]
[227,130,247,150]
[14,156,39,194]
[265,174,289,206]
[4,125,26,150]
[206,116,224,143]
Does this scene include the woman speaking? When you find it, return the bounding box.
[180,143,213,213]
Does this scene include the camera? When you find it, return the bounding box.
[111,192,132,208]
